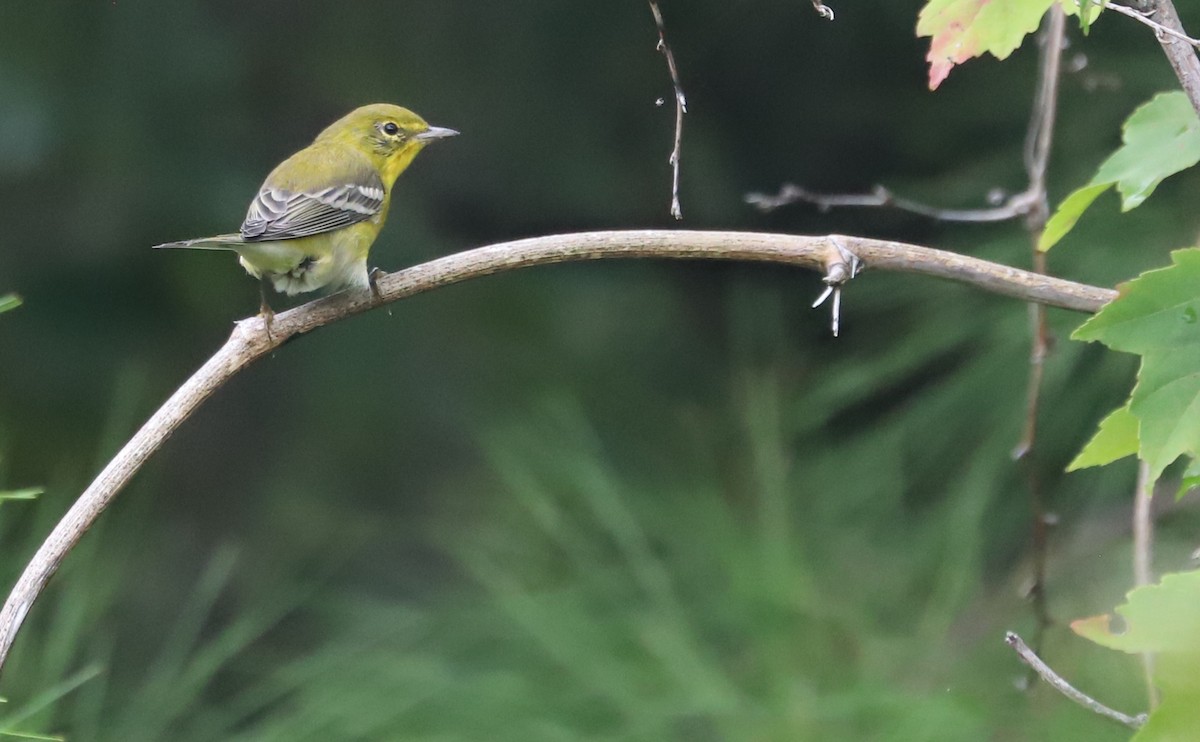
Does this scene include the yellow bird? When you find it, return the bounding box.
[155,103,457,305]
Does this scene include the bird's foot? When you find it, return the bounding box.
[368,267,386,302]
[368,267,392,316]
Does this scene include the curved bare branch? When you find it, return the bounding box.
[0,229,1116,675]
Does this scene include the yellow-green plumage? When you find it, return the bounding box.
[155,104,457,296]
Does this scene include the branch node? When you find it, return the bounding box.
[812,237,862,336]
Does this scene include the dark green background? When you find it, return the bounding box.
[1,2,1198,739]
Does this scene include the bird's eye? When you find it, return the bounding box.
[382,122,400,136]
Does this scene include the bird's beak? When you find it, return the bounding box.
[416,126,459,143]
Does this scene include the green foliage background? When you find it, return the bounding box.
[2,1,1199,739]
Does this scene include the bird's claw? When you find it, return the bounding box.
[812,237,862,337]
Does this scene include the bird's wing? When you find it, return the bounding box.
[240,150,386,241]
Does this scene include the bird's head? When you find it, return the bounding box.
[317,103,458,185]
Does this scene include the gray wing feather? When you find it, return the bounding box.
[241,178,386,241]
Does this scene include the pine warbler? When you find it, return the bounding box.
[155,103,457,301]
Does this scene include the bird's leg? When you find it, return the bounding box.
[368,267,386,302]
[259,277,276,341]
[368,267,392,316]
[811,236,863,337]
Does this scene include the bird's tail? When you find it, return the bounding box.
[152,233,245,251]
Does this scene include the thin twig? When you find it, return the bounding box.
[1005,632,1148,730]
[1103,2,1200,50]
[648,1,687,220]
[1021,5,1064,223]
[745,183,1037,222]
[1134,0,1200,117]
[1017,290,1053,650]
[1133,459,1160,708]
[0,229,1118,676]
[749,1,1200,223]
[1014,3,1066,664]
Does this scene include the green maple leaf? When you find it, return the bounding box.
[1177,457,1200,499]
[1068,403,1138,471]
[1073,249,1200,480]
[1073,571,1200,740]
[917,0,1102,90]
[1041,92,1200,250]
